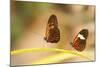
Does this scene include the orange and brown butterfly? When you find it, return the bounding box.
[44,14,60,43]
[70,29,88,51]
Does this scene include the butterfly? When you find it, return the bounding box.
[44,14,60,43]
[70,29,88,51]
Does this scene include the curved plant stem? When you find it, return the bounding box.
[11,48,91,60]
[32,53,76,64]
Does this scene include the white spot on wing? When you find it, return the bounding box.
[78,34,85,40]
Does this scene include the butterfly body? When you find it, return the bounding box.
[71,29,88,51]
[44,14,60,43]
